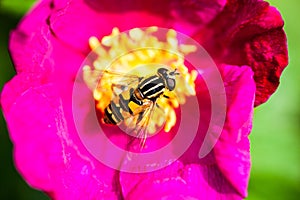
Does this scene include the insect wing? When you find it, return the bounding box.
[125,100,165,148]
[95,70,141,95]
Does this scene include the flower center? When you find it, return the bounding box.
[83,27,197,134]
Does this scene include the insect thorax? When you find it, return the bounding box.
[138,75,166,100]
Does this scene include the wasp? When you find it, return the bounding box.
[96,67,179,147]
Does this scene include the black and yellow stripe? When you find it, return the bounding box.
[138,75,165,100]
[103,68,177,126]
[104,100,125,125]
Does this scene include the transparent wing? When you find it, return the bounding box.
[96,70,142,95]
[84,68,142,94]
[124,100,166,148]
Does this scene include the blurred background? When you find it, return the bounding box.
[0,0,299,199]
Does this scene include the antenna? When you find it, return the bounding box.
[170,68,180,76]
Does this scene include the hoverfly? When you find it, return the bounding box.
[95,67,180,147]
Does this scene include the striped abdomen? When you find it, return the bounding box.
[103,94,129,125]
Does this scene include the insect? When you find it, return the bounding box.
[97,67,180,147]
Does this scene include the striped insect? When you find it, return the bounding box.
[96,67,179,147]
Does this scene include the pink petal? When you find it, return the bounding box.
[194,0,288,106]
[170,0,227,35]
[4,1,123,197]
[214,64,255,197]
[120,161,244,200]
[118,65,255,199]
[9,0,53,73]
[48,0,169,53]
[245,29,288,106]
[2,80,60,191]
[1,75,118,199]
[45,0,228,53]
[1,73,47,115]
[9,0,87,81]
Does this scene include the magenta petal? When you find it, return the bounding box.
[245,29,288,106]
[194,0,288,106]
[214,64,255,197]
[9,0,53,73]
[170,0,226,25]
[49,0,169,53]
[1,77,118,199]
[118,65,255,199]
[2,81,59,191]
[46,0,228,53]
[120,161,243,199]
[9,0,87,80]
[1,73,47,115]
[169,0,226,35]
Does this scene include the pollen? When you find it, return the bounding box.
[83,27,198,134]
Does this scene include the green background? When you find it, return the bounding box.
[0,0,299,199]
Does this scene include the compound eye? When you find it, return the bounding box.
[167,78,175,91]
[157,68,168,76]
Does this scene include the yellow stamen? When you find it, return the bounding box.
[83,27,198,134]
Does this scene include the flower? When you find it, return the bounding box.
[83,27,199,134]
[1,0,287,199]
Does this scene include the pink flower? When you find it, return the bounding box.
[1,0,287,199]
